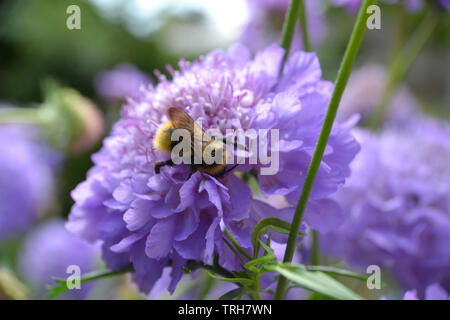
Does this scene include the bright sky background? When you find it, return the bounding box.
[90,0,250,46]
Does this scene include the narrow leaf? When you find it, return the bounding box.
[259,240,274,255]
[219,287,246,300]
[267,264,363,300]
[305,265,367,281]
[252,217,305,257]
[46,265,133,299]
[204,270,254,286]
[244,254,276,271]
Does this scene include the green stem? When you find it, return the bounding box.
[0,107,46,125]
[47,265,134,299]
[223,238,247,264]
[280,0,302,72]
[369,8,439,129]
[311,230,319,265]
[298,0,312,52]
[253,273,262,300]
[274,0,377,300]
[197,275,216,300]
[388,7,408,68]
[186,260,235,279]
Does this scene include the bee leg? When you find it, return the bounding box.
[222,164,240,176]
[223,137,248,151]
[154,159,174,174]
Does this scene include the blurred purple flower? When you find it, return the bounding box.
[67,43,359,294]
[95,63,151,101]
[403,283,450,300]
[147,268,238,300]
[322,117,450,295]
[337,64,419,125]
[333,0,449,11]
[437,0,450,10]
[241,0,327,51]
[0,124,59,239]
[331,0,424,12]
[19,219,99,299]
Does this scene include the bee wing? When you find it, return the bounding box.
[168,107,196,132]
[168,107,210,154]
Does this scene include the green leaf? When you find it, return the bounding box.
[259,240,274,255]
[219,287,246,300]
[244,254,276,272]
[265,264,363,300]
[224,229,252,260]
[46,265,134,299]
[305,266,367,281]
[204,271,254,286]
[251,217,305,257]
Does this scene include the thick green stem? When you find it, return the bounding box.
[0,107,45,125]
[369,8,439,129]
[311,230,319,265]
[280,0,302,72]
[298,0,312,52]
[274,0,377,300]
[388,7,408,68]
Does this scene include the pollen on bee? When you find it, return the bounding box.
[153,121,174,153]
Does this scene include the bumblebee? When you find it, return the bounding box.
[153,107,241,177]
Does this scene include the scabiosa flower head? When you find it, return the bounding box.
[337,64,419,125]
[19,219,99,299]
[0,125,58,239]
[95,63,151,101]
[241,0,327,51]
[322,117,450,294]
[67,43,360,294]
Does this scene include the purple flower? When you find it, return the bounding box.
[0,124,58,239]
[331,0,424,12]
[95,63,151,101]
[321,117,450,295]
[19,219,99,299]
[67,43,359,294]
[334,0,449,12]
[337,64,419,125]
[437,0,450,10]
[241,0,327,51]
[403,283,450,300]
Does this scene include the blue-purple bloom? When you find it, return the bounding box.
[19,219,99,299]
[402,283,450,300]
[322,117,450,295]
[0,124,58,239]
[241,0,327,51]
[95,63,151,101]
[331,0,424,12]
[67,43,360,294]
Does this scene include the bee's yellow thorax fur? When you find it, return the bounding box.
[153,121,174,153]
